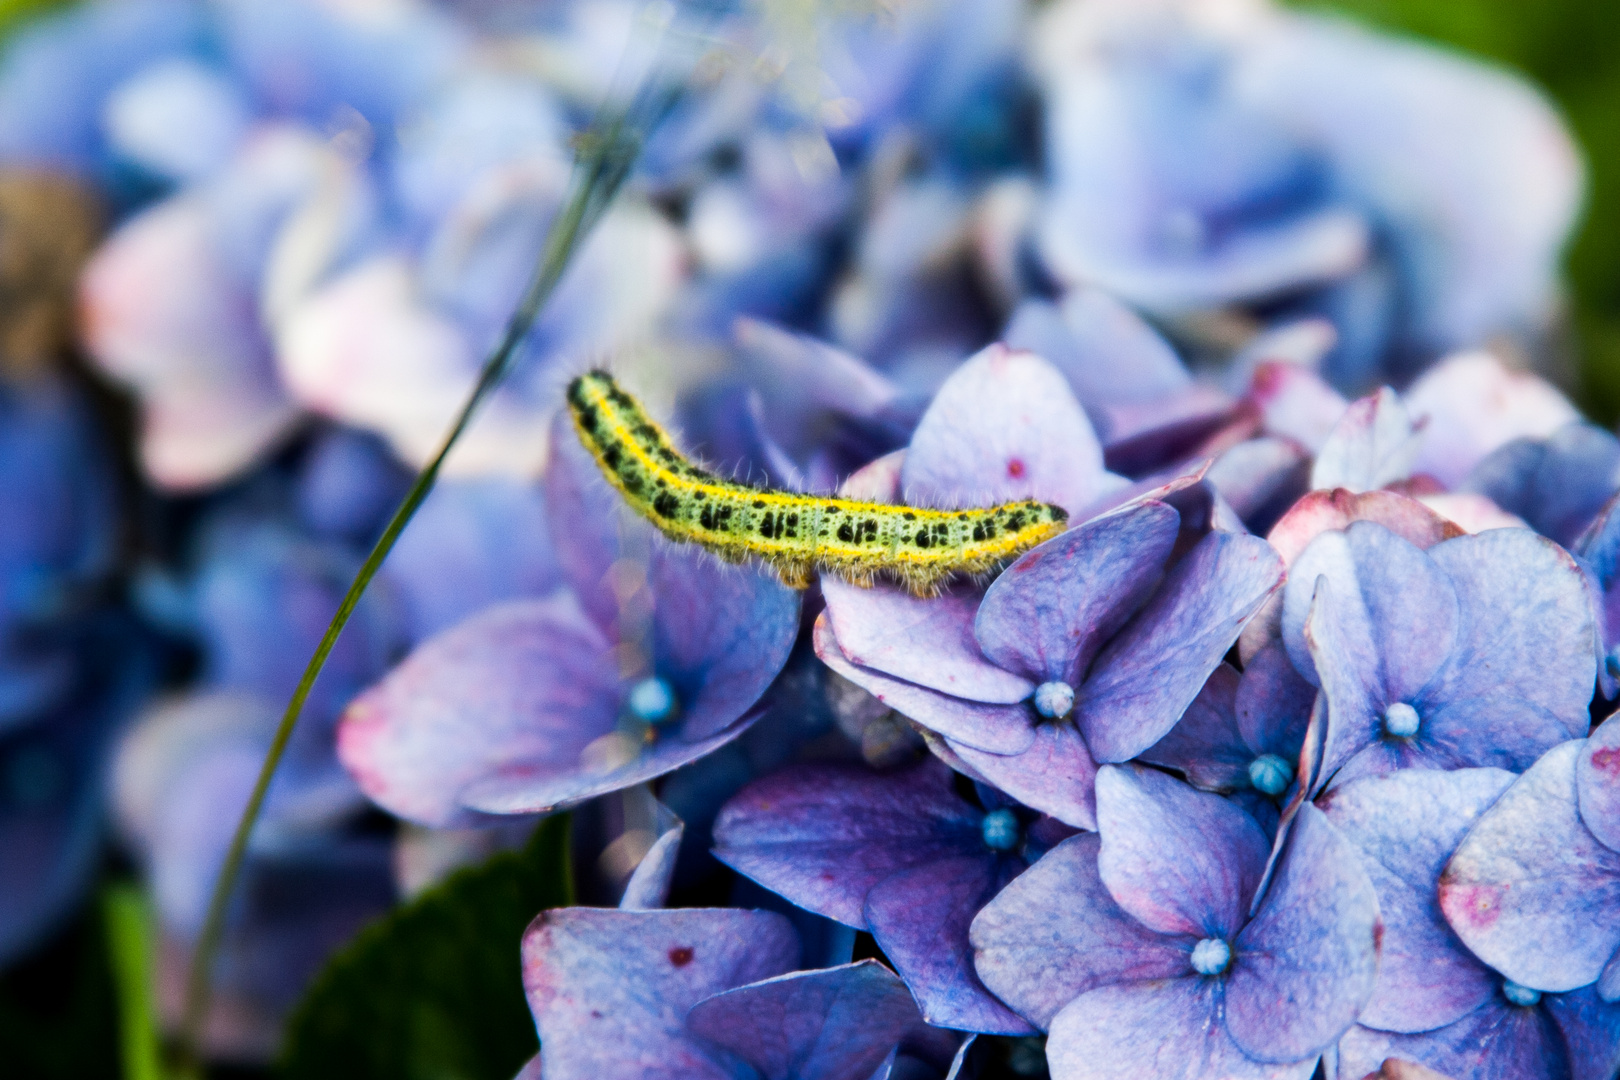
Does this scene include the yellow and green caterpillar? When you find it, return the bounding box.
[566,371,1068,596]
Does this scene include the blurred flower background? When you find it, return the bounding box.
[0,0,1614,1078]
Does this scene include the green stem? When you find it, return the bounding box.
[104,883,165,1080]
[173,105,652,1077]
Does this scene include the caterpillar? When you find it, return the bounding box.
[566,370,1068,597]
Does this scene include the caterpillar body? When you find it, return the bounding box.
[566,371,1068,596]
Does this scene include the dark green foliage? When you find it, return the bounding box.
[1300,0,1620,420]
[0,899,121,1080]
[279,815,573,1080]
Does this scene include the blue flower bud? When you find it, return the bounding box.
[981,808,1021,852]
[1190,937,1232,976]
[1033,681,1075,720]
[1383,702,1421,738]
[1247,753,1291,796]
[627,677,679,726]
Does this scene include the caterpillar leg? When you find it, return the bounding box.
[775,560,814,590]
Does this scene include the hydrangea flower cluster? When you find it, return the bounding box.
[0,0,1614,1077]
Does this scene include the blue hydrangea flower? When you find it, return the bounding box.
[971,764,1380,1078]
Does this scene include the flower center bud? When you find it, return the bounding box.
[1383,702,1421,739]
[1190,937,1232,976]
[1246,753,1291,796]
[981,808,1021,852]
[1033,681,1075,720]
[1502,979,1542,1007]
[627,676,679,726]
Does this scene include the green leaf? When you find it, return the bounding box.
[103,884,166,1080]
[279,814,573,1080]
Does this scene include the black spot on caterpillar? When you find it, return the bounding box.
[566,371,1068,596]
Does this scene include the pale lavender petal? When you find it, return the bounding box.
[970,835,1188,1030]
[337,597,619,828]
[647,545,800,741]
[822,577,1033,705]
[1141,664,1252,792]
[900,344,1111,517]
[523,907,799,1080]
[1320,769,1514,1032]
[1096,765,1270,939]
[1080,532,1283,762]
[1248,361,1349,454]
[1310,388,1421,494]
[1046,979,1313,1080]
[1228,804,1380,1063]
[1403,353,1578,490]
[866,857,1034,1035]
[1440,741,1620,993]
[620,802,684,911]
[1544,984,1620,1080]
[941,724,1099,830]
[686,960,921,1080]
[544,409,629,635]
[1578,717,1620,855]
[814,614,1035,755]
[974,502,1179,684]
[711,760,978,928]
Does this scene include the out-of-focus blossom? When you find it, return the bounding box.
[337,416,800,827]
[971,765,1380,1078]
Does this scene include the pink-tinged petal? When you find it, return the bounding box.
[821,578,1033,705]
[970,835,1189,1030]
[1320,769,1514,1032]
[1403,352,1578,490]
[1310,388,1422,494]
[711,760,979,929]
[686,961,921,1080]
[79,195,300,491]
[1228,804,1381,1063]
[941,724,1099,830]
[900,344,1112,517]
[1096,765,1270,939]
[647,546,800,741]
[337,596,619,827]
[1141,664,1252,792]
[1578,718,1620,855]
[1080,532,1283,762]
[1423,529,1595,740]
[1415,493,1527,534]
[839,451,905,502]
[974,502,1180,684]
[1335,1007,1568,1080]
[1441,741,1620,993]
[1046,979,1314,1080]
[866,857,1035,1035]
[1544,984,1620,1080]
[814,615,1035,755]
[1359,1059,1460,1080]
[523,907,798,1080]
[1248,361,1348,454]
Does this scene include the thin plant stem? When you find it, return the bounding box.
[173,99,660,1077]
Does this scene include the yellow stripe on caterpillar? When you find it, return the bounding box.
[566,370,1068,597]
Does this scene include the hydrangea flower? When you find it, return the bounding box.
[818,344,1281,826]
[337,415,801,827]
[713,758,1076,1033]
[521,907,949,1080]
[1322,767,1620,1080]
[1439,723,1620,1002]
[971,764,1380,1078]
[1461,422,1620,547]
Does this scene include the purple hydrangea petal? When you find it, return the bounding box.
[1046,979,1312,1080]
[940,724,1099,830]
[1141,664,1253,792]
[1079,532,1283,763]
[1235,641,1317,759]
[814,614,1035,755]
[970,834,1188,1030]
[1402,354,1579,490]
[1336,1007,1569,1080]
[1096,765,1270,939]
[865,856,1034,1035]
[1422,529,1595,741]
[974,502,1179,684]
[1440,741,1620,993]
[1465,423,1620,548]
[619,802,684,911]
[712,760,979,929]
[1310,388,1422,494]
[647,545,801,741]
[543,410,628,635]
[822,578,1033,705]
[338,596,619,827]
[1320,768,1514,1032]
[1227,803,1381,1063]
[522,907,799,1080]
[899,344,1114,517]
[685,960,922,1080]
[1578,718,1620,856]
[1544,984,1620,1080]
